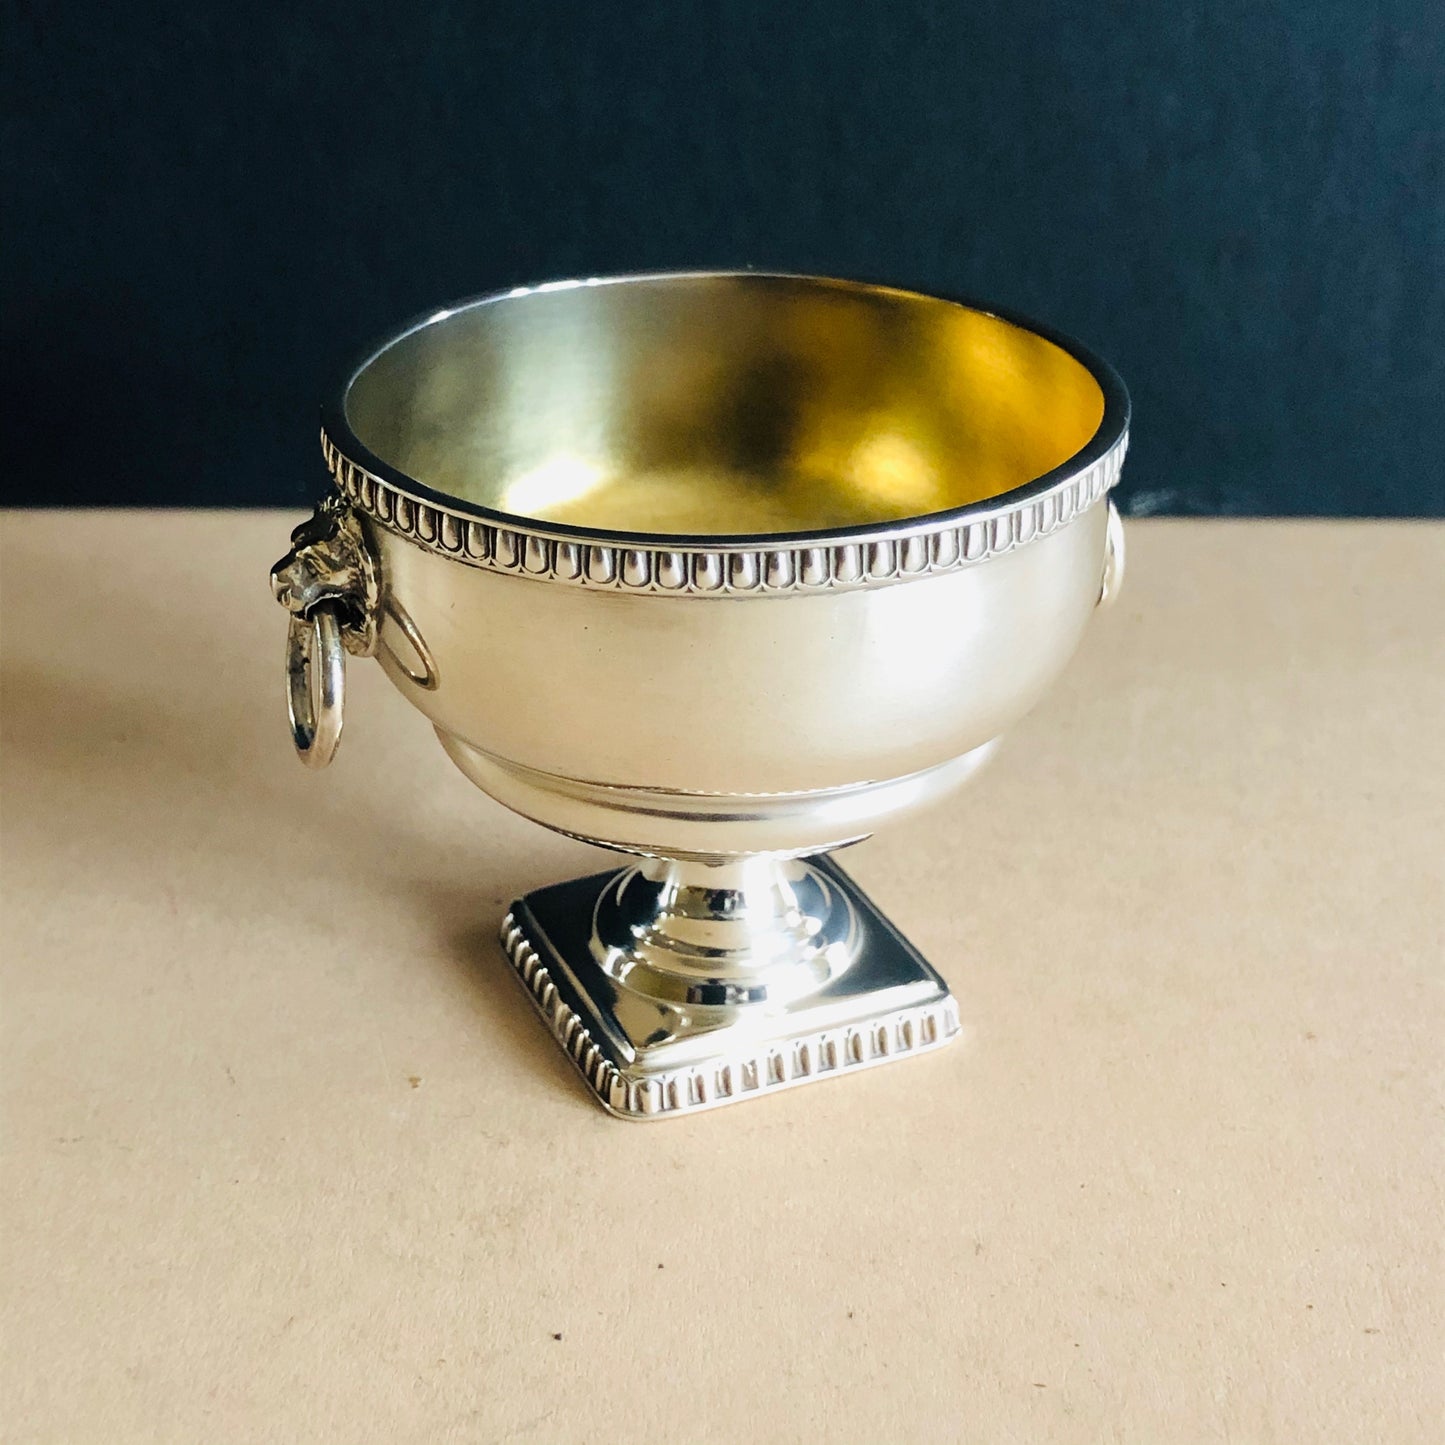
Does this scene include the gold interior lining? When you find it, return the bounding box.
[345,276,1105,536]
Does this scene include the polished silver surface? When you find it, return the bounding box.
[503,858,958,1119]
[590,857,861,1009]
[1100,498,1127,609]
[284,608,344,768]
[268,271,1130,1117]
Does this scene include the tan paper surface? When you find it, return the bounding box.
[3,513,1442,1442]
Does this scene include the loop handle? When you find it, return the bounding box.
[1098,500,1126,609]
[285,606,345,768]
[272,497,381,768]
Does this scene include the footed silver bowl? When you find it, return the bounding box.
[271,271,1129,1118]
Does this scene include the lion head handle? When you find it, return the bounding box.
[270,495,380,657]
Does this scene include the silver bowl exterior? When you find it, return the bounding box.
[308,274,1130,862]
[271,274,1131,1116]
[353,481,1115,860]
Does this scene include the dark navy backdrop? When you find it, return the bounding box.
[3,1,1442,513]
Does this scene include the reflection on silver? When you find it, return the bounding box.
[268,271,1130,1118]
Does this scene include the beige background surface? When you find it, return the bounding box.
[2,513,1442,1443]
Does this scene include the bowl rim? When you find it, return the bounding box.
[318,270,1130,556]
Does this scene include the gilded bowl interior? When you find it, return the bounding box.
[343,274,1107,537]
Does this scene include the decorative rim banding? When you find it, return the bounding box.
[321,272,1130,595]
[321,425,1127,595]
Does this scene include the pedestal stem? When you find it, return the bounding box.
[589,855,860,1008]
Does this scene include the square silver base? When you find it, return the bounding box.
[499,858,959,1119]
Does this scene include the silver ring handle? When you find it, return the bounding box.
[285,606,345,768]
[1098,500,1126,609]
